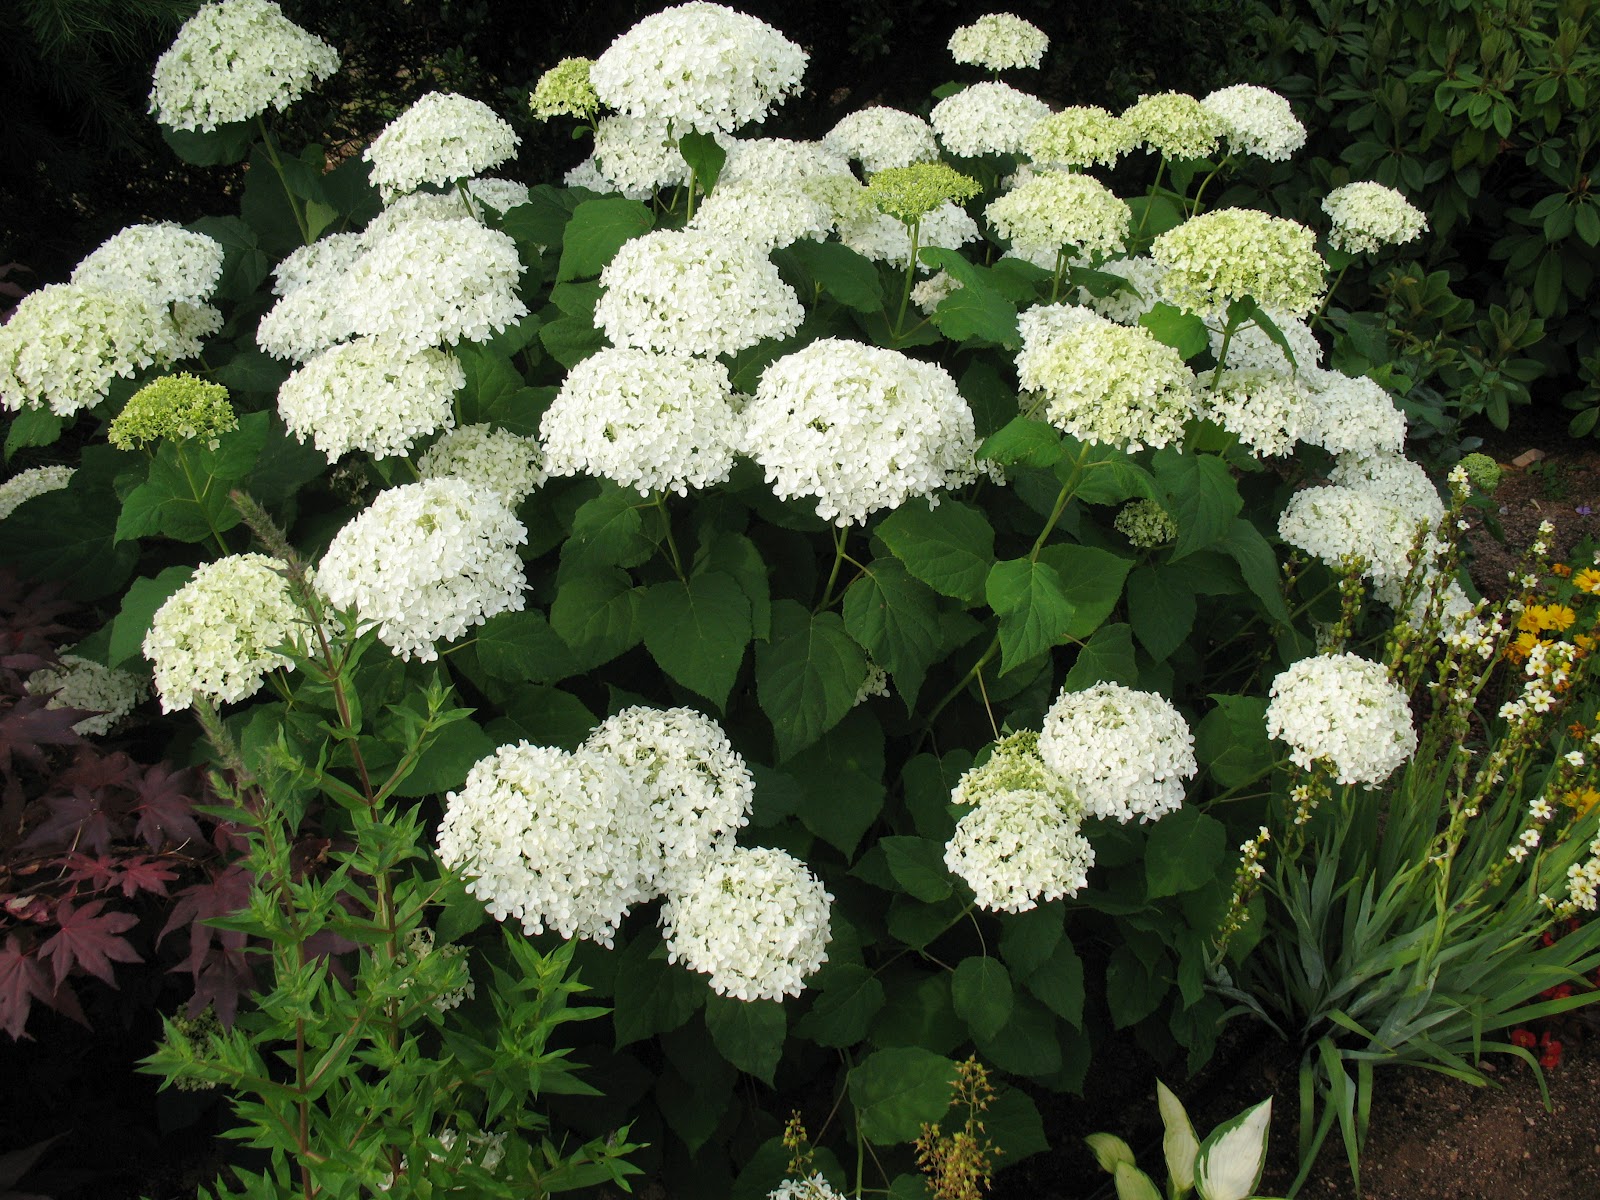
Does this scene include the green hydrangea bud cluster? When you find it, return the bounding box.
[1115,499,1178,548]
[529,57,600,121]
[866,162,980,225]
[1457,452,1502,493]
[108,372,237,450]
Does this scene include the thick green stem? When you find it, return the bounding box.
[257,116,313,245]
[1312,261,1353,332]
[1049,247,1068,304]
[816,525,849,613]
[1189,153,1232,215]
[1136,159,1167,238]
[893,219,922,338]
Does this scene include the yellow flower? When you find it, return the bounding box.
[1564,788,1600,816]
[1519,604,1577,633]
[1505,631,1544,662]
[1574,567,1600,595]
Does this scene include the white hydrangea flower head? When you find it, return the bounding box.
[690,179,835,251]
[1077,255,1167,324]
[1298,369,1407,457]
[316,479,527,662]
[149,0,339,132]
[437,742,653,946]
[270,233,365,297]
[1201,367,1309,457]
[345,217,527,355]
[277,337,463,461]
[719,137,853,185]
[463,176,532,216]
[823,107,940,173]
[0,466,74,520]
[170,301,224,362]
[837,202,982,270]
[769,1174,846,1200]
[1038,682,1198,823]
[1265,653,1416,785]
[948,13,1049,70]
[660,845,832,1001]
[1122,92,1224,161]
[591,115,693,199]
[564,156,611,195]
[257,274,359,363]
[417,424,546,508]
[0,283,188,416]
[1014,303,1197,451]
[740,338,982,526]
[1026,106,1139,170]
[1330,450,1444,529]
[540,348,740,496]
[1276,485,1419,584]
[25,655,146,736]
[911,270,963,315]
[1200,85,1306,162]
[711,139,867,234]
[590,2,808,136]
[1323,182,1428,254]
[71,224,224,306]
[142,553,305,712]
[363,92,519,201]
[1153,209,1326,318]
[581,706,754,892]
[595,229,803,357]
[1206,305,1323,373]
[930,82,1051,158]
[361,192,479,245]
[986,170,1131,262]
[945,785,1094,913]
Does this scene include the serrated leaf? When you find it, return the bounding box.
[1139,302,1210,360]
[1220,518,1290,622]
[932,281,1020,347]
[1105,943,1166,1030]
[974,991,1060,1077]
[755,601,865,760]
[4,408,64,457]
[952,957,1013,1041]
[795,964,886,1047]
[842,559,940,691]
[877,499,995,607]
[977,417,1066,468]
[880,836,953,902]
[1127,564,1197,662]
[557,197,654,281]
[680,131,727,194]
[475,610,579,683]
[160,119,254,166]
[538,313,606,368]
[484,686,596,752]
[1145,807,1225,899]
[549,568,642,670]
[612,934,702,1047]
[986,558,1074,674]
[1035,543,1134,639]
[848,1047,957,1145]
[563,484,656,570]
[1194,694,1274,789]
[999,903,1063,977]
[704,993,785,1085]
[792,708,884,856]
[640,572,751,709]
[0,450,137,600]
[1153,449,1242,560]
[1025,939,1084,1027]
[1062,622,1137,691]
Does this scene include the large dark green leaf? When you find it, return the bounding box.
[389,714,496,798]
[1035,543,1134,640]
[1062,623,1137,691]
[1145,806,1227,899]
[952,956,1013,1041]
[640,572,752,709]
[986,558,1074,675]
[1127,564,1197,662]
[0,447,137,599]
[550,568,643,669]
[977,417,1065,468]
[1194,694,1275,789]
[877,498,995,607]
[880,836,953,903]
[1024,938,1085,1027]
[475,610,580,683]
[562,484,657,570]
[794,964,886,1047]
[755,601,865,760]
[1220,518,1291,622]
[1152,448,1242,560]
[704,994,785,1085]
[108,567,194,668]
[842,559,940,697]
[848,1048,957,1145]
[775,240,884,312]
[557,197,654,281]
[1139,302,1210,360]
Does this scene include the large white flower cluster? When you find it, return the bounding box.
[1330,451,1444,526]
[589,116,693,198]
[590,2,808,135]
[1323,182,1429,254]
[659,845,832,1001]
[1208,306,1322,374]
[1122,92,1223,161]
[595,230,803,358]
[437,742,653,945]
[1038,682,1197,823]
[1201,367,1308,457]
[1153,209,1326,318]
[26,655,146,736]
[1200,85,1306,162]
[540,348,740,496]
[720,137,854,185]
[71,224,224,307]
[143,553,304,712]
[316,479,527,662]
[942,732,1094,913]
[1299,370,1407,457]
[1265,653,1416,785]
[740,338,982,526]
[362,92,519,200]
[823,107,940,173]
[258,239,364,362]
[838,202,981,269]
[1278,452,1441,585]
[277,338,464,461]
[149,0,339,132]
[986,170,1131,262]
[0,466,74,520]
[0,284,189,416]
[581,706,754,892]
[270,232,364,297]
[947,13,1049,70]
[929,82,1051,157]
[1077,255,1166,324]
[417,424,546,508]
[1015,303,1197,451]
[1026,106,1138,170]
[690,180,834,251]
[361,179,531,243]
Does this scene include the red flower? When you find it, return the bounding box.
[1511,1028,1537,1049]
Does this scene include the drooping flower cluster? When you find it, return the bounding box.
[659,845,832,1001]
[316,479,527,661]
[108,374,237,450]
[1122,92,1223,161]
[143,553,305,712]
[947,13,1049,71]
[595,229,803,357]
[25,655,146,736]
[740,339,982,525]
[276,338,464,461]
[1025,106,1138,170]
[1015,303,1197,451]
[943,732,1094,913]
[362,92,520,201]
[1153,209,1326,318]
[1200,85,1306,162]
[0,466,74,520]
[1265,653,1416,785]
[823,107,940,173]
[589,2,808,135]
[148,0,339,132]
[985,170,1131,262]
[71,224,225,307]
[529,57,600,121]
[1322,182,1429,254]
[929,82,1051,158]
[1038,682,1198,823]
[539,348,740,496]
[417,424,546,508]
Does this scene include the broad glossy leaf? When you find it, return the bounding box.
[557,197,654,281]
[640,572,752,709]
[1152,448,1242,560]
[952,956,1013,1041]
[848,1047,957,1144]
[755,601,865,760]
[877,499,995,607]
[986,558,1074,674]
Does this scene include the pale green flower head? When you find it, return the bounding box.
[866,162,981,226]
[529,57,600,120]
[1115,499,1178,548]
[1122,91,1223,161]
[1458,451,1502,494]
[951,730,1076,810]
[1152,208,1326,318]
[109,372,237,450]
[1025,106,1138,170]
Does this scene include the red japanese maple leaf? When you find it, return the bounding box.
[37,897,140,987]
[20,786,119,856]
[132,762,205,852]
[0,935,51,1039]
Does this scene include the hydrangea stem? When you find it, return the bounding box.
[257,116,313,246]
[893,219,923,339]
